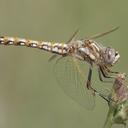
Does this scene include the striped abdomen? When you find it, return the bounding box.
[0,36,69,55]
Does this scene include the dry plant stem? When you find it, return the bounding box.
[103,106,113,128]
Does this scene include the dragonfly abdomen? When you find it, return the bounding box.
[0,36,69,55]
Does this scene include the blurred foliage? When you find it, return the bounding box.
[0,0,127,128]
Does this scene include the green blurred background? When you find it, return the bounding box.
[0,0,127,128]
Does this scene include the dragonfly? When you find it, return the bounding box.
[0,27,120,109]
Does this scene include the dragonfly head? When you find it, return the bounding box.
[103,47,120,66]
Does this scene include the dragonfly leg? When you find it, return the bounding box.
[98,68,104,82]
[100,66,115,78]
[97,91,116,103]
[86,67,112,98]
[104,66,119,74]
[86,67,92,89]
[96,92,110,102]
[86,67,97,95]
[98,66,113,83]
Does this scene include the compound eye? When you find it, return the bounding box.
[103,47,115,64]
[108,50,112,59]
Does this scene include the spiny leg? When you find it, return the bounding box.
[98,67,105,82]
[97,66,115,83]
[86,66,113,100]
[98,69,113,83]
[97,91,116,103]
[100,66,115,78]
[104,66,119,74]
[97,92,110,102]
[86,67,92,89]
[86,67,110,98]
[86,67,98,95]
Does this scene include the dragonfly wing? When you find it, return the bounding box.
[48,54,58,62]
[53,56,95,110]
[81,26,119,40]
[66,29,79,44]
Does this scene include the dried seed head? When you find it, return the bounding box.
[112,73,128,104]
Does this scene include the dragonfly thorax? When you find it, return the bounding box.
[72,40,98,63]
[71,39,120,67]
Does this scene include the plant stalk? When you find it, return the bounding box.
[103,106,114,128]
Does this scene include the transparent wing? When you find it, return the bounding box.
[81,26,119,40]
[53,56,95,110]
